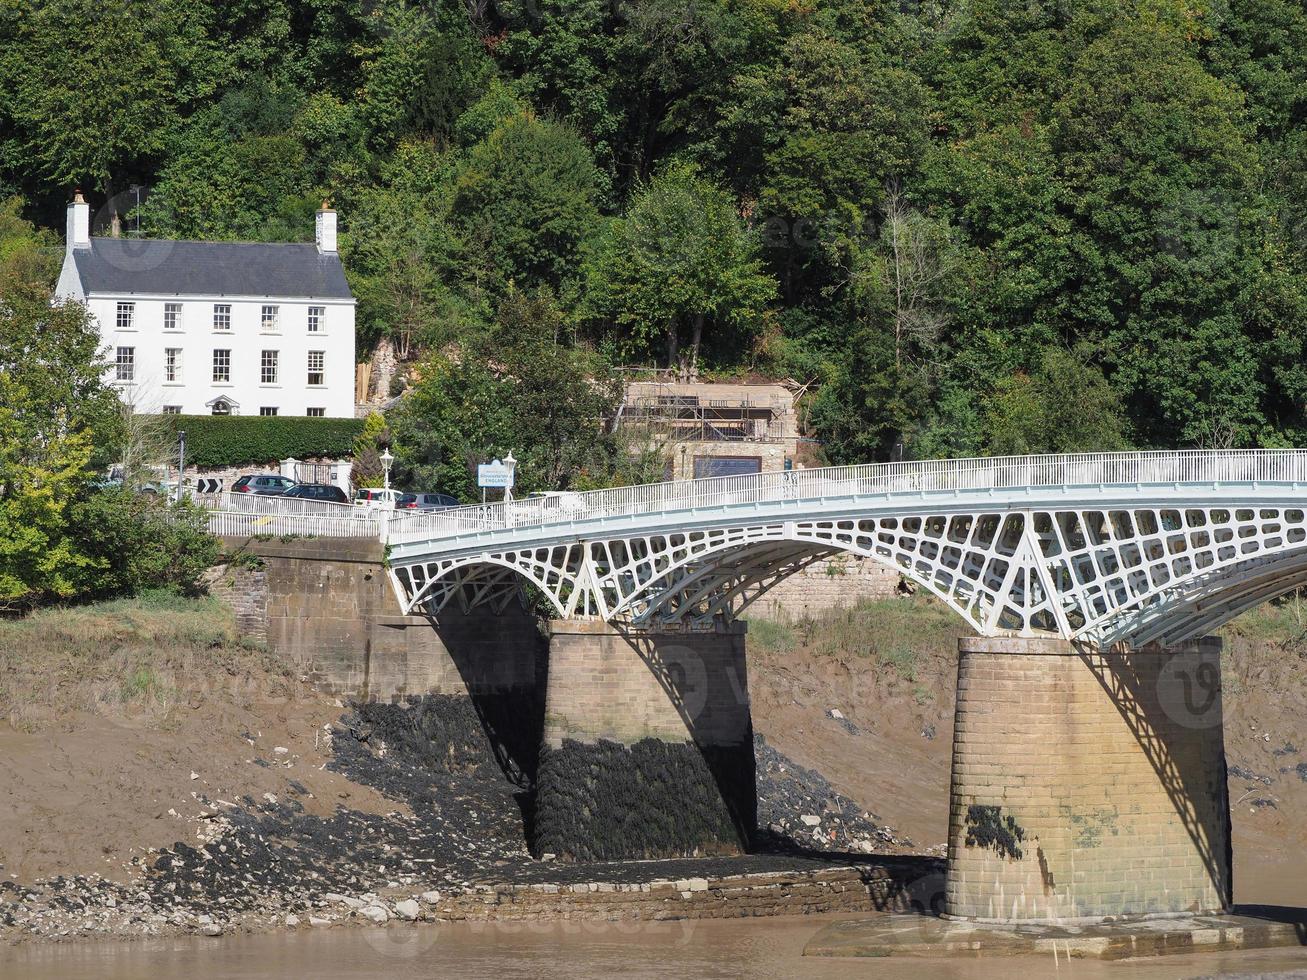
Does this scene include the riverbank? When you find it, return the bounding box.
[0,596,922,944]
[1,593,1304,945]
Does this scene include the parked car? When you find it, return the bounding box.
[397,492,460,512]
[355,487,404,510]
[283,483,350,504]
[232,474,296,495]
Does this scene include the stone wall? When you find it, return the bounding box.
[215,536,541,702]
[945,636,1231,923]
[428,862,937,922]
[535,621,756,862]
[203,563,269,647]
[752,555,901,621]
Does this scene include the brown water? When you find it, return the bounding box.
[2,916,1305,980]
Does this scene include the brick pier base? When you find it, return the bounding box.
[944,636,1231,923]
[534,620,756,862]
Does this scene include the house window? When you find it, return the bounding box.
[212,348,231,383]
[211,400,232,416]
[116,302,135,330]
[259,407,279,417]
[261,349,279,384]
[115,346,135,382]
[307,350,324,386]
[261,305,279,332]
[164,303,183,330]
[307,306,324,332]
[162,405,182,414]
[306,407,326,418]
[165,347,182,383]
[213,304,231,331]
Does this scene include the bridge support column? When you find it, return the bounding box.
[533,620,755,861]
[944,636,1231,923]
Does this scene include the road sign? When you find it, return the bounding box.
[477,459,515,489]
[196,477,223,494]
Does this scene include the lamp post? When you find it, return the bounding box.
[503,451,517,504]
[380,448,394,490]
[177,429,187,501]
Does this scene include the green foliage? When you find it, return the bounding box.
[984,347,1130,456]
[0,284,118,608]
[69,490,219,600]
[158,415,365,468]
[451,113,603,295]
[351,412,389,490]
[580,163,775,369]
[389,290,623,497]
[3,0,1307,458]
[0,196,58,287]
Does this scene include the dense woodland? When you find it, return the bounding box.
[3,0,1307,467]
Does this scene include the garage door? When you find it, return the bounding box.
[693,456,762,478]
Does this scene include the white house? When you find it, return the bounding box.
[55,192,357,418]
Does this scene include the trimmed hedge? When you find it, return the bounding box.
[161,415,365,468]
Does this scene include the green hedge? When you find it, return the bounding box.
[162,415,365,468]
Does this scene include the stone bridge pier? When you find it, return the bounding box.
[534,620,756,862]
[944,636,1232,923]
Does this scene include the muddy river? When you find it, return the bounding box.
[2,915,1305,980]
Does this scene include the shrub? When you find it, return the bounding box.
[69,489,219,599]
[159,415,365,468]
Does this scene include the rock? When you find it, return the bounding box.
[285,913,300,927]
[360,905,389,924]
[309,916,331,927]
[200,923,223,937]
[394,899,420,921]
[274,747,289,755]
[190,772,200,781]
[420,890,441,904]
[828,708,844,720]
[800,814,822,827]
[686,878,709,892]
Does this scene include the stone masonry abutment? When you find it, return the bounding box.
[534,620,757,862]
[945,635,1232,924]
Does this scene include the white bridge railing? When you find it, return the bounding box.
[204,450,1307,544]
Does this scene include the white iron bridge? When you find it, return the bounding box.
[206,450,1307,649]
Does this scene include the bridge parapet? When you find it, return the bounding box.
[205,450,1307,649]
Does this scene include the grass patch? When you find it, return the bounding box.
[0,595,290,731]
[750,595,960,685]
[748,617,799,655]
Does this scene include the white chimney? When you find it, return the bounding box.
[67,189,91,252]
[315,200,337,253]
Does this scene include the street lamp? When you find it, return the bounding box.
[503,451,517,503]
[380,448,394,490]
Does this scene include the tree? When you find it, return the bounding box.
[0,284,119,608]
[68,490,218,599]
[0,0,224,214]
[0,196,58,289]
[580,164,774,371]
[984,346,1130,456]
[1053,15,1263,446]
[389,291,622,497]
[451,113,603,295]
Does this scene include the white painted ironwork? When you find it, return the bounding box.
[204,450,1307,648]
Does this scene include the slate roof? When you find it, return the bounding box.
[69,238,354,300]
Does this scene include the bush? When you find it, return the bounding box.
[159,415,365,468]
[69,489,219,599]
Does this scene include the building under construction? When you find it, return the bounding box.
[616,373,802,480]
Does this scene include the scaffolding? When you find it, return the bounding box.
[615,373,792,444]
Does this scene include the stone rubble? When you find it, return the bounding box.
[0,701,927,945]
